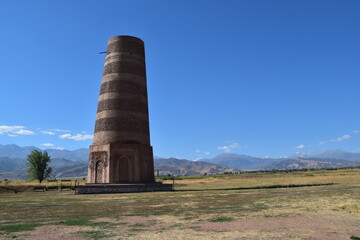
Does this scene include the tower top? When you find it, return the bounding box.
[108,35,144,44]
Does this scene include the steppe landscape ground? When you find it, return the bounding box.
[1,169,360,239]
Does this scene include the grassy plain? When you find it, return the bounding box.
[0,169,360,239]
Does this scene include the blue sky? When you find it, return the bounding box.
[0,0,359,159]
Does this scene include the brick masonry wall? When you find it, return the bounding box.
[76,183,173,194]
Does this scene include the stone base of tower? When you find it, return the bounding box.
[87,142,155,184]
[75,183,173,194]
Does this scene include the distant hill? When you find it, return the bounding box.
[201,152,360,170]
[0,144,90,180]
[0,157,24,172]
[154,157,238,176]
[1,144,360,180]
[0,157,87,180]
[290,150,360,161]
[44,148,88,162]
[262,158,360,170]
[200,153,277,169]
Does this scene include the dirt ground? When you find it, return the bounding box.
[4,212,358,240]
[1,170,360,239]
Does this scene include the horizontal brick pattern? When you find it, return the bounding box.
[100,80,147,96]
[107,40,144,57]
[96,98,148,114]
[94,117,149,134]
[102,61,146,77]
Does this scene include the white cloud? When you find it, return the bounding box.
[335,134,351,141]
[218,146,231,152]
[0,125,34,136]
[218,142,245,153]
[42,131,55,135]
[51,129,71,132]
[195,149,211,157]
[8,134,17,137]
[319,134,352,145]
[60,133,93,141]
[353,130,360,134]
[230,143,239,148]
[14,129,35,135]
[295,144,305,149]
[55,147,64,150]
[0,126,24,134]
[41,143,54,147]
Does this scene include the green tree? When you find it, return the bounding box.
[26,150,52,183]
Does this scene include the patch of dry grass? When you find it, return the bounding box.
[1,169,360,239]
[0,179,86,187]
[162,168,360,190]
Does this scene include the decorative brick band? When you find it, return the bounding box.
[105,57,145,67]
[94,117,149,133]
[101,73,146,85]
[102,62,146,77]
[98,93,147,104]
[107,40,144,57]
[105,53,145,66]
[100,80,147,96]
[96,98,148,113]
[96,110,149,122]
[93,131,150,145]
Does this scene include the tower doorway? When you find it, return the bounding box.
[95,161,104,183]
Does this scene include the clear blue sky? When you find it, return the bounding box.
[0,0,359,159]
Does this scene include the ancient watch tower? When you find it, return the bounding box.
[88,35,155,184]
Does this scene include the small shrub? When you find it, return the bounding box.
[59,219,89,226]
[129,223,146,227]
[351,236,360,240]
[78,230,112,239]
[0,223,40,233]
[129,228,145,232]
[209,216,234,222]
[171,223,184,228]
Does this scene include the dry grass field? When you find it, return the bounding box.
[1,169,360,239]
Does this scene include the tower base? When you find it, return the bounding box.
[88,143,155,184]
[75,183,173,194]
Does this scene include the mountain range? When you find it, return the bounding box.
[199,150,360,170]
[290,150,360,161]
[0,144,360,180]
[0,144,237,180]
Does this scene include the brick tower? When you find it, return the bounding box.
[87,35,155,184]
